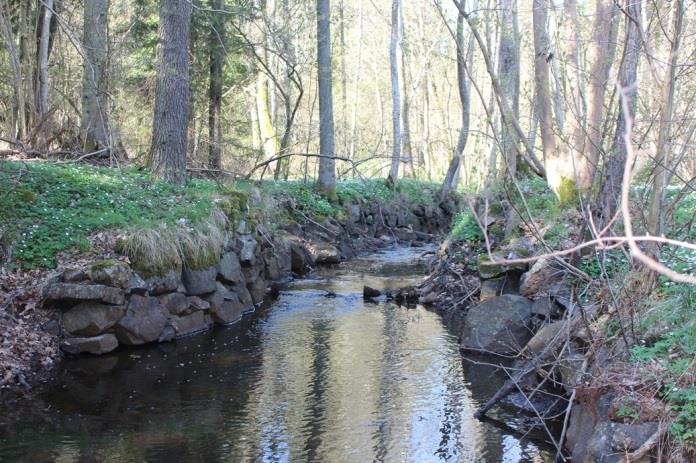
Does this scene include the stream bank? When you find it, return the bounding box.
[1,186,458,394]
[417,232,664,462]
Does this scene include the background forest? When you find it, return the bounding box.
[2,0,692,206]
[2,0,696,459]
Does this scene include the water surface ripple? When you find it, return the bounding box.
[0,246,550,462]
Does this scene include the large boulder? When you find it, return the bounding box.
[307,242,341,264]
[566,397,658,463]
[62,302,126,336]
[144,271,180,296]
[236,235,257,265]
[519,258,564,298]
[126,272,148,295]
[247,277,267,304]
[115,295,168,345]
[60,268,89,283]
[61,334,119,355]
[521,321,564,356]
[158,292,189,316]
[460,295,535,354]
[286,237,315,274]
[43,283,125,306]
[187,296,211,312]
[206,283,246,324]
[478,255,528,280]
[88,260,132,289]
[170,311,213,337]
[218,251,245,285]
[182,266,218,296]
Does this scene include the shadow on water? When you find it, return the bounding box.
[0,245,553,462]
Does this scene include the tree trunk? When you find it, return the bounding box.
[400,5,414,178]
[0,1,25,140]
[442,0,474,197]
[348,0,364,162]
[577,0,619,190]
[207,0,225,170]
[497,0,519,178]
[316,0,336,198]
[387,0,402,187]
[257,70,278,169]
[647,0,684,242]
[81,0,111,154]
[34,0,53,152]
[150,0,192,186]
[532,0,561,197]
[597,0,642,220]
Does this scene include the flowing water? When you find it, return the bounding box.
[0,246,551,462]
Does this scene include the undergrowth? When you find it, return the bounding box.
[630,284,696,446]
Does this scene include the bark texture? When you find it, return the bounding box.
[208,0,225,170]
[597,0,642,220]
[442,0,474,196]
[316,0,336,197]
[150,0,192,185]
[81,0,111,153]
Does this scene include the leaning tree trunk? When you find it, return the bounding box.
[387,0,401,187]
[442,0,474,197]
[150,0,192,186]
[597,0,642,221]
[316,0,336,198]
[208,0,225,170]
[81,0,111,154]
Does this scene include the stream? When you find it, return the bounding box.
[0,245,551,462]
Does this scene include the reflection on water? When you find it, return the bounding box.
[0,246,551,462]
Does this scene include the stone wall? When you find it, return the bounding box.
[42,199,456,356]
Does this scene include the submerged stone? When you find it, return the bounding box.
[61,334,119,355]
[460,295,534,354]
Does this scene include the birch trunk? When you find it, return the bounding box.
[387,0,402,187]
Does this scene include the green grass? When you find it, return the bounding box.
[0,161,224,269]
[0,161,449,270]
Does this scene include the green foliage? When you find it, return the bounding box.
[668,387,696,445]
[629,285,696,445]
[450,210,483,242]
[263,182,338,219]
[579,250,627,279]
[615,398,641,421]
[0,161,220,269]
[335,180,394,204]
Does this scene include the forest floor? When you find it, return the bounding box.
[0,159,446,392]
